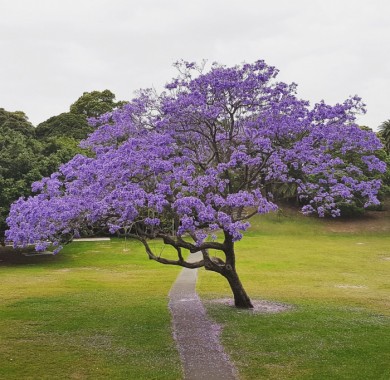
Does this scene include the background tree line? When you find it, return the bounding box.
[0,90,124,243]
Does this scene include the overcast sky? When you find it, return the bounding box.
[1,0,389,130]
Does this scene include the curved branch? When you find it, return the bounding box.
[201,249,225,274]
[133,235,205,269]
[156,233,225,252]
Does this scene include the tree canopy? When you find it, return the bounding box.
[35,112,93,140]
[6,60,386,307]
[0,108,35,137]
[69,89,125,118]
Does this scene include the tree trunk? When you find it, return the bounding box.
[223,266,254,308]
[217,231,254,309]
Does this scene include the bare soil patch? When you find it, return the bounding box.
[208,298,293,313]
[334,284,368,289]
[323,208,390,234]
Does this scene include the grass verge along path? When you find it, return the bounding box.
[0,239,182,380]
[197,211,390,380]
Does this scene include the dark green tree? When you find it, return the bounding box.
[35,112,93,140]
[378,120,390,154]
[40,136,87,175]
[375,122,390,198]
[0,108,35,137]
[0,112,43,242]
[69,89,125,118]
[36,90,126,141]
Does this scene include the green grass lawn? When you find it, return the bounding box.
[0,210,389,379]
[0,239,182,380]
[197,211,390,379]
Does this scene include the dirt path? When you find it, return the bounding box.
[169,252,238,380]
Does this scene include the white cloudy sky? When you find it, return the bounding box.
[1,0,389,130]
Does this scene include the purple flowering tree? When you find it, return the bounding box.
[6,60,386,308]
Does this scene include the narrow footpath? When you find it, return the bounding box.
[168,252,238,380]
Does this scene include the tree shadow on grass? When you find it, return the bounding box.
[0,246,62,267]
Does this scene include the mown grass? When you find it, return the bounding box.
[197,211,390,379]
[0,239,182,380]
[1,210,389,380]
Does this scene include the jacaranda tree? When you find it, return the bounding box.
[6,60,386,308]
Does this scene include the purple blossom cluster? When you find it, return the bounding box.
[6,60,386,252]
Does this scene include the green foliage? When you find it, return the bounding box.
[336,201,365,216]
[0,113,43,238]
[375,122,390,198]
[40,136,88,176]
[0,129,41,180]
[378,119,390,154]
[0,108,35,138]
[375,148,390,198]
[69,89,125,118]
[35,112,93,140]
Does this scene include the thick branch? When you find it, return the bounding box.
[135,236,205,269]
[201,249,226,274]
